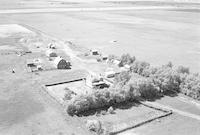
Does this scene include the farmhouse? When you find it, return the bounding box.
[54,56,70,69]
[85,74,106,88]
[46,49,57,57]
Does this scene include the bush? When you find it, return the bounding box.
[177,66,190,74]
[128,75,160,100]
[118,53,136,67]
[150,67,181,93]
[107,106,114,114]
[86,119,102,133]
[66,84,140,116]
[114,71,131,86]
[141,67,158,77]
[179,74,200,100]
[130,61,150,75]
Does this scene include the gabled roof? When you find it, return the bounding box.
[53,56,67,65]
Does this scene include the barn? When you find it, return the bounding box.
[54,56,70,69]
[46,49,57,57]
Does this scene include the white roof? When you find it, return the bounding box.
[124,64,131,69]
[105,70,115,75]
[46,50,57,58]
[53,56,66,65]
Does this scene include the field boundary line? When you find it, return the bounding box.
[144,101,200,121]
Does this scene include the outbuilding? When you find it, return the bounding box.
[26,59,36,67]
[54,56,70,69]
[102,55,108,61]
[85,74,106,88]
[90,49,99,55]
[46,49,57,57]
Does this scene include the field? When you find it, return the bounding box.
[120,113,200,135]
[0,1,200,135]
[0,24,92,135]
[0,8,199,72]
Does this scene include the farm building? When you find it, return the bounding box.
[26,59,36,67]
[102,55,108,61]
[120,64,131,72]
[85,74,106,88]
[48,43,56,49]
[46,49,57,57]
[54,56,70,69]
[90,49,99,55]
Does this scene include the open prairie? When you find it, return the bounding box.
[0,2,199,72]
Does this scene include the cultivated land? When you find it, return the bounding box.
[0,1,200,135]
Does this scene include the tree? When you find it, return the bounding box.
[130,61,150,75]
[119,53,136,67]
[150,67,180,93]
[177,66,190,74]
[114,71,131,86]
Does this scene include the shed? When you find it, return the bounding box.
[54,56,70,69]
[102,55,108,61]
[26,59,36,67]
[90,49,99,55]
[46,49,57,57]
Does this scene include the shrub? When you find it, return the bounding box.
[130,61,150,75]
[128,75,160,100]
[177,66,190,74]
[118,53,136,67]
[114,71,131,86]
[107,106,114,114]
[150,67,181,93]
[63,88,76,101]
[67,104,77,116]
[179,74,200,100]
[141,67,158,77]
[66,84,140,116]
[164,61,173,68]
[86,119,102,133]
